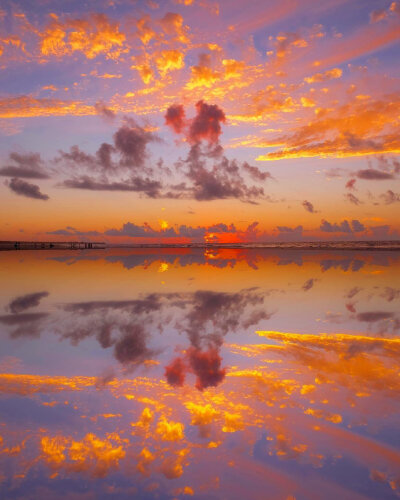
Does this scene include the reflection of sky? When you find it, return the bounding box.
[0,249,400,499]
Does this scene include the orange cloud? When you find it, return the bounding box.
[155,49,185,76]
[304,68,342,83]
[40,13,126,60]
[256,93,400,160]
[0,95,95,118]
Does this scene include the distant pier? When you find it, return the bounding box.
[0,241,106,251]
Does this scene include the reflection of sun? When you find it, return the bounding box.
[158,263,169,273]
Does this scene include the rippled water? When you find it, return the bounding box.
[0,248,399,499]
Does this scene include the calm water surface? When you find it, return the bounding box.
[0,248,399,499]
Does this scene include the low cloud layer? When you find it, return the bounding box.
[7,177,49,200]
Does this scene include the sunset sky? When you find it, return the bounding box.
[1,0,400,243]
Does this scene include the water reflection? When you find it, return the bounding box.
[0,248,399,499]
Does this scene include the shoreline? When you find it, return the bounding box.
[1,240,400,251]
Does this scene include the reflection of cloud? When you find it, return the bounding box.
[302,278,316,291]
[7,291,48,314]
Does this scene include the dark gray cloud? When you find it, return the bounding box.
[62,176,162,197]
[8,292,49,314]
[165,102,271,202]
[114,119,158,168]
[180,144,267,202]
[7,177,49,200]
[302,200,316,213]
[0,152,49,179]
[356,169,394,180]
[356,311,394,322]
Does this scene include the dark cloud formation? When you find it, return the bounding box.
[180,146,267,201]
[165,104,185,133]
[0,312,49,338]
[302,200,316,213]
[0,152,49,179]
[188,347,226,391]
[62,176,162,197]
[165,101,271,202]
[8,291,49,314]
[165,357,186,386]
[356,311,394,323]
[320,219,365,233]
[164,347,226,391]
[356,169,394,180]
[114,120,158,167]
[7,101,272,203]
[16,287,271,389]
[0,312,49,325]
[7,177,49,200]
[113,325,154,365]
[188,100,226,145]
[57,119,162,195]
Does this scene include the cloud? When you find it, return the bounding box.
[155,49,185,76]
[104,221,240,240]
[165,357,186,386]
[320,219,365,233]
[0,95,94,119]
[164,347,226,391]
[0,152,49,179]
[345,193,362,205]
[7,177,49,200]
[94,101,116,121]
[370,9,387,23]
[379,190,400,204]
[165,104,186,133]
[8,291,49,314]
[39,13,126,60]
[188,346,226,391]
[256,94,400,161]
[346,179,357,190]
[356,311,394,323]
[57,120,159,175]
[114,119,159,167]
[304,68,342,83]
[165,101,272,202]
[355,169,394,180]
[276,225,303,240]
[62,177,162,197]
[165,100,226,145]
[113,326,154,366]
[189,100,226,145]
[302,200,316,213]
[302,278,316,291]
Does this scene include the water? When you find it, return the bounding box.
[0,248,399,499]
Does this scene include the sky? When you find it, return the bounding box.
[0,0,400,244]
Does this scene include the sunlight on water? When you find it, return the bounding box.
[0,248,399,499]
